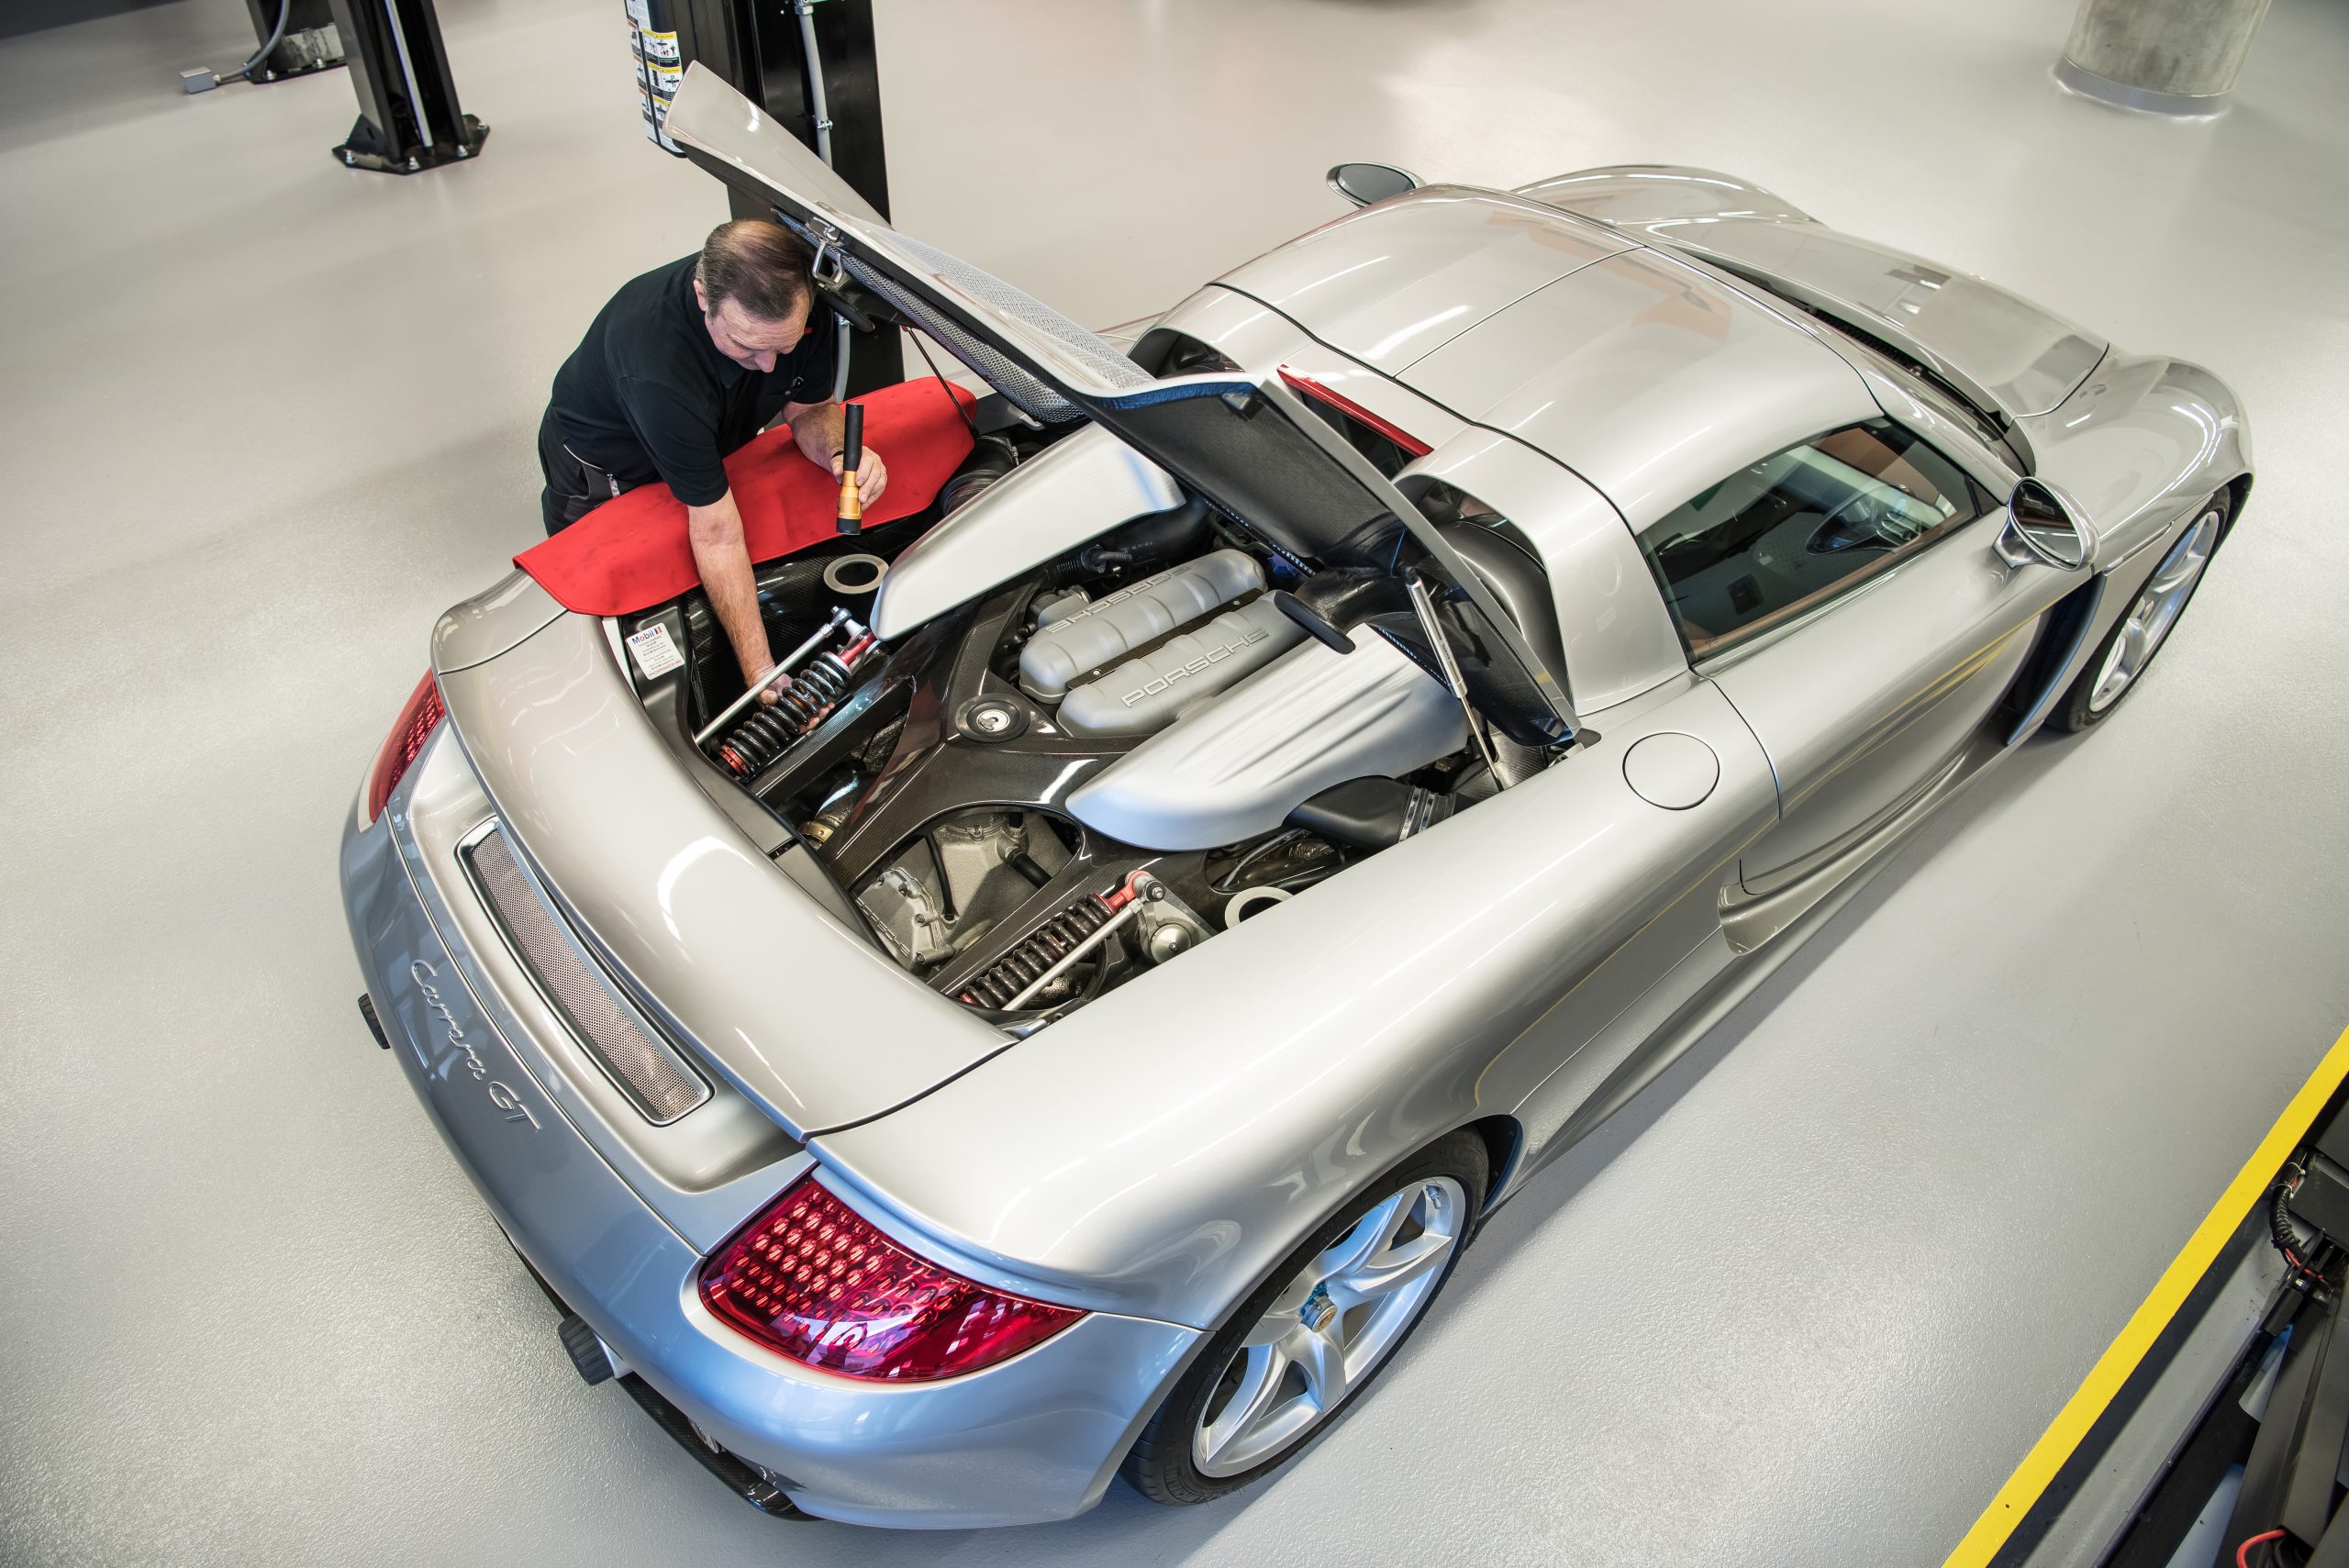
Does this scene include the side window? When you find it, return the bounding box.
[1636,418,1996,658]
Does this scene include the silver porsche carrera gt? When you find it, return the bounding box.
[340,63,2250,1528]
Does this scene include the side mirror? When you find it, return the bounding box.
[1997,477,2098,572]
[1327,162,1421,208]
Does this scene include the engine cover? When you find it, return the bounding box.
[1018,550,1263,702]
[870,423,1182,640]
[1058,596,1306,737]
[1066,634,1465,851]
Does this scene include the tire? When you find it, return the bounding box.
[2048,488,2230,733]
[1120,1129,1490,1507]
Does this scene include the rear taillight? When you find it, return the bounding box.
[362,670,445,825]
[699,1174,1083,1381]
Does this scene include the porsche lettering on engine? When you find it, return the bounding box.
[1058,597,1305,737]
[1018,550,1264,702]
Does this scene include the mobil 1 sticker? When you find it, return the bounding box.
[626,621,685,679]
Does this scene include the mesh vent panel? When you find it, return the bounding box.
[886,233,1152,394]
[843,257,1079,422]
[466,829,710,1124]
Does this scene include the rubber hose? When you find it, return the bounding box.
[233,0,291,79]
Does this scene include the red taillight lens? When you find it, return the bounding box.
[699,1174,1083,1381]
[362,670,445,825]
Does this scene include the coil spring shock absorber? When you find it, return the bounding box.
[713,634,874,778]
[957,875,1147,1010]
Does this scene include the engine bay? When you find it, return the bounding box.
[618,407,1572,1029]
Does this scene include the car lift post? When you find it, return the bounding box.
[325,0,488,174]
[632,0,902,395]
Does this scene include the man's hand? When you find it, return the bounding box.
[832,443,889,506]
[785,398,889,507]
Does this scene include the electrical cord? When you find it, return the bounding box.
[2274,1183,2314,1276]
[181,0,289,92]
[229,0,292,82]
[2270,1164,2339,1288]
[2239,1165,2342,1568]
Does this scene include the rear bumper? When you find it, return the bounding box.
[340,732,1199,1528]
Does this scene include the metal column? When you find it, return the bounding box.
[326,0,489,173]
[2057,0,2276,116]
[635,0,901,395]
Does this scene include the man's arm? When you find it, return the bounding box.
[784,399,889,505]
[686,490,786,702]
[615,379,782,701]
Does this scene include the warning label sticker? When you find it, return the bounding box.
[625,622,685,680]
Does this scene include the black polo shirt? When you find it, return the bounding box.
[545,255,838,506]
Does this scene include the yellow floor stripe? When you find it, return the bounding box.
[1943,1020,2349,1568]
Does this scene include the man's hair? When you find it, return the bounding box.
[695,219,815,323]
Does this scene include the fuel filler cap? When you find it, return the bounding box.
[1621,732,1720,810]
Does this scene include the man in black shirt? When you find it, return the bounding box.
[540,219,888,701]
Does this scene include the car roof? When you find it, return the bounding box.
[1222,188,1879,532]
[1654,218,2107,417]
[1214,185,1636,373]
[1400,245,1878,530]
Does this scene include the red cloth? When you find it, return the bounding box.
[517,378,977,617]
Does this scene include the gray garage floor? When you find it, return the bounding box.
[4,1,2346,1563]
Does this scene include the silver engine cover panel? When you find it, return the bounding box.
[870,424,1182,640]
[1067,634,1466,851]
[1058,596,1306,738]
[1017,549,1264,702]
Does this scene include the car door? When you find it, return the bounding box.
[1371,432,1771,1177]
[1637,416,2085,921]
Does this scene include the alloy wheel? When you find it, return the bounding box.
[1190,1174,1468,1478]
[2087,506,2221,713]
